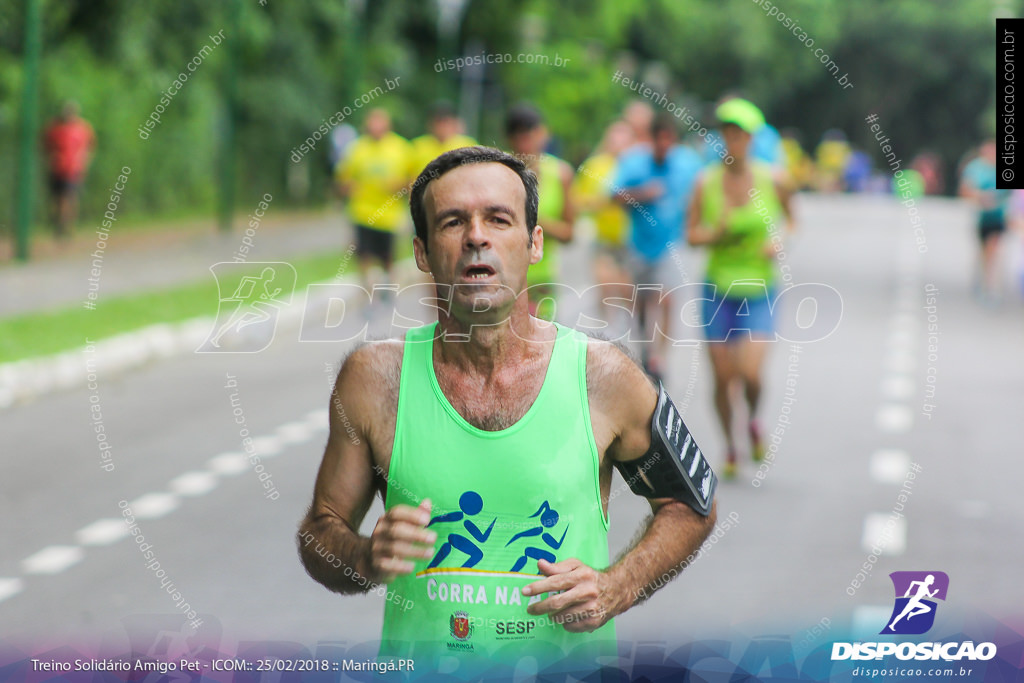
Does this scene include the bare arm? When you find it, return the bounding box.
[597,347,717,608]
[297,345,435,593]
[524,343,717,631]
[774,174,796,234]
[615,182,664,206]
[541,162,577,242]
[686,177,726,246]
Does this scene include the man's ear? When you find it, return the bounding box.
[529,225,544,265]
[413,236,431,274]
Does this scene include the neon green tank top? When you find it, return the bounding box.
[701,162,780,298]
[380,322,615,673]
[529,154,566,287]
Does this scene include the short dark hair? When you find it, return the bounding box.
[430,100,457,121]
[505,103,544,137]
[410,146,539,250]
[652,112,677,137]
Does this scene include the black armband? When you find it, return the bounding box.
[613,383,717,516]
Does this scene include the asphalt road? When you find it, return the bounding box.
[2,194,1022,669]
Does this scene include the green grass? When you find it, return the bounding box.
[0,251,355,364]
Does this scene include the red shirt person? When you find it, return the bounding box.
[43,101,95,238]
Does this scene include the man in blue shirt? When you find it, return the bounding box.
[960,140,1011,303]
[615,113,703,381]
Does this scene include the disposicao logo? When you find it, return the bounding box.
[882,570,948,635]
[832,571,997,662]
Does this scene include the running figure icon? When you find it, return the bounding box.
[506,501,569,573]
[888,574,939,631]
[426,491,496,569]
[209,266,286,348]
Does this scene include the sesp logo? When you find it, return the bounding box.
[881,571,949,635]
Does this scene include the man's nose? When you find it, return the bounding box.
[464,217,490,249]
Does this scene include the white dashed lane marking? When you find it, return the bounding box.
[861,513,907,556]
[169,471,219,497]
[0,578,24,604]
[207,452,249,476]
[880,375,915,400]
[22,545,85,575]
[884,349,916,374]
[305,408,329,428]
[75,518,129,546]
[887,328,915,349]
[128,492,180,520]
[4,407,327,599]
[876,404,913,433]
[250,436,283,457]
[275,420,316,445]
[870,449,911,485]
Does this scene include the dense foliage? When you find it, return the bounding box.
[0,0,1002,237]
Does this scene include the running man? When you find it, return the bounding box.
[208,266,285,348]
[505,103,575,318]
[887,574,938,631]
[572,120,635,338]
[409,101,476,179]
[614,113,703,381]
[43,101,95,239]
[960,140,1010,304]
[687,99,794,479]
[335,108,411,290]
[298,146,717,674]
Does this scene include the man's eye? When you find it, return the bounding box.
[442,219,460,228]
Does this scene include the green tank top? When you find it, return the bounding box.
[380,322,615,673]
[529,154,566,287]
[701,162,780,298]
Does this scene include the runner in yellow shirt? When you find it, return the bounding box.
[409,102,476,179]
[336,108,412,289]
[572,121,634,337]
[505,103,574,318]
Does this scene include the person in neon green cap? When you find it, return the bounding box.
[299,146,718,678]
[688,99,795,479]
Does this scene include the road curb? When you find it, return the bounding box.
[0,273,368,412]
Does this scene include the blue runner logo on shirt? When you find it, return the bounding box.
[427,491,495,569]
[424,494,570,575]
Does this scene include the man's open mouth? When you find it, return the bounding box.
[462,264,496,280]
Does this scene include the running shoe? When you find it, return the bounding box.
[722,449,738,480]
[750,420,765,462]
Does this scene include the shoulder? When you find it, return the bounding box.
[962,158,983,179]
[392,133,412,151]
[750,160,777,184]
[583,152,613,171]
[334,339,405,418]
[345,138,370,161]
[584,336,656,414]
[701,163,723,184]
[616,149,650,180]
[543,153,572,174]
[672,145,701,163]
[583,336,658,460]
[557,159,575,184]
[618,147,649,168]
